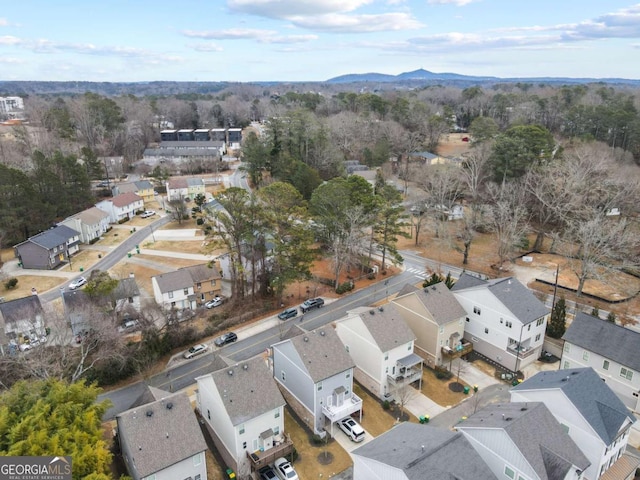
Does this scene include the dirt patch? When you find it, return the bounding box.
[142,240,207,254]
[436,133,473,158]
[0,275,65,301]
[353,383,398,436]
[98,228,132,247]
[421,369,466,407]
[108,262,164,295]
[136,254,205,269]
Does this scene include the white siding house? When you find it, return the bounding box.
[151,270,196,310]
[96,192,143,223]
[561,312,640,413]
[451,274,549,372]
[60,207,110,244]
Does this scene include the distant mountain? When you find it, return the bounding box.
[326,69,640,86]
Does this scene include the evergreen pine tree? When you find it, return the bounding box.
[547,296,567,338]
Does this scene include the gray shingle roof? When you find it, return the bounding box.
[289,326,355,383]
[512,367,636,444]
[356,304,415,352]
[152,270,194,293]
[111,192,142,207]
[25,225,78,249]
[73,206,109,225]
[134,180,153,190]
[459,402,590,478]
[116,392,207,478]
[113,277,141,300]
[407,282,467,325]
[0,295,43,324]
[353,422,497,480]
[563,312,640,372]
[210,357,285,426]
[452,275,548,325]
[181,264,221,283]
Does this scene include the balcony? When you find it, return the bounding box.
[507,344,537,358]
[247,433,294,471]
[442,342,473,358]
[322,393,363,423]
[387,368,422,386]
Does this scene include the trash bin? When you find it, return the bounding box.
[225,468,236,479]
[463,386,470,395]
[127,253,132,258]
[79,267,84,272]
[98,254,102,259]
[136,248,140,254]
[419,415,426,424]
[473,385,478,392]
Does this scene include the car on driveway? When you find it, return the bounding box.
[69,276,87,290]
[214,332,238,347]
[140,210,156,218]
[258,465,278,480]
[300,297,324,313]
[277,307,298,320]
[183,344,208,359]
[205,296,223,309]
[274,457,298,480]
[338,417,365,442]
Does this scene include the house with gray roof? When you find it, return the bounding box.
[457,402,590,480]
[60,206,110,244]
[14,225,80,270]
[335,304,422,401]
[151,263,221,310]
[511,368,638,480]
[392,282,469,368]
[408,150,450,165]
[561,312,640,412]
[165,177,206,202]
[116,391,207,480]
[352,422,498,480]
[0,295,45,354]
[451,274,549,372]
[112,180,155,203]
[195,356,292,477]
[272,325,362,435]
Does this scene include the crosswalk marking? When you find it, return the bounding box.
[407,267,428,278]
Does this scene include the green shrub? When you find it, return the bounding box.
[336,281,354,294]
[4,277,18,289]
[382,400,390,410]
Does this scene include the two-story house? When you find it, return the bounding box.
[151,264,221,310]
[151,270,196,311]
[111,276,142,317]
[96,192,144,223]
[0,295,45,354]
[352,422,498,480]
[112,180,155,203]
[392,282,469,368]
[166,178,205,202]
[451,274,549,372]
[511,368,638,480]
[561,312,640,413]
[14,225,81,270]
[334,305,422,401]
[196,356,294,478]
[271,326,362,436]
[116,391,208,480]
[60,206,110,244]
[457,402,590,480]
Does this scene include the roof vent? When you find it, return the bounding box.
[228,369,234,375]
[145,410,153,417]
[369,310,375,315]
[165,432,169,438]
[243,364,248,370]
[166,402,173,410]
[378,306,384,312]
[320,331,325,336]
[431,285,436,290]
[304,336,309,342]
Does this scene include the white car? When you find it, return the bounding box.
[69,276,87,290]
[140,210,156,218]
[338,417,365,442]
[274,457,298,480]
[205,296,223,309]
[183,344,208,359]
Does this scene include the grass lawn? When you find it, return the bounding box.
[421,368,467,408]
[0,275,64,301]
[141,240,207,254]
[108,262,163,294]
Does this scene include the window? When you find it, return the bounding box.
[484,328,489,334]
[193,453,202,466]
[603,360,610,370]
[195,475,201,480]
[346,372,350,378]
[560,423,569,433]
[196,282,201,290]
[504,466,515,479]
[473,306,481,315]
[583,351,590,361]
[239,424,245,435]
[535,333,541,342]
[317,381,323,391]
[466,317,470,322]
[439,326,444,333]
[384,353,388,360]
[564,361,570,369]
[207,409,210,420]
[620,367,633,380]
[564,343,571,353]
[536,318,544,326]
[281,371,286,382]
[527,324,531,331]
[211,279,216,286]
[408,344,412,350]
[168,291,174,299]
[183,288,189,295]
[242,441,247,449]
[345,345,350,352]
[274,426,280,435]
[505,321,512,328]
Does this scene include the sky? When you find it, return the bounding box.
[0,1,639,83]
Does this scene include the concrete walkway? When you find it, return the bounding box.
[138,249,211,261]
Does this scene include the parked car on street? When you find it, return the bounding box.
[274,457,298,480]
[214,332,238,347]
[338,417,365,442]
[277,308,298,320]
[205,296,223,309]
[69,276,87,290]
[183,344,208,359]
[258,466,278,480]
[300,297,324,313]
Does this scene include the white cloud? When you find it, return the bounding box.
[190,42,224,52]
[427,0,477,5]
[260,34,318,43]
[0,35,21,45]
[0,57,24,64]
[227,0,372,17]
[182,28,277,39]
[290,12,422,33]
[0,18,9,26]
